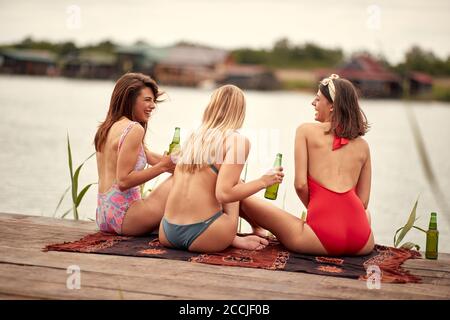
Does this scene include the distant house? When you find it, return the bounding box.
[61,52,117,79]
[217,65,281,91]
[408,71,433,96]
[116,44,168,77]
[317,54,403,98]
[154,44,233,87]
[0,49,57,76]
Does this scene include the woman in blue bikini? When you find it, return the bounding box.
[158,85,284,252]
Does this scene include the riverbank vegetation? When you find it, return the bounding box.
[1,37,449,101]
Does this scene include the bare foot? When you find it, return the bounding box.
[232,235,269,250]
[251,226,270,238]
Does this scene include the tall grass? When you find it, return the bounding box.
[54,134,96,220]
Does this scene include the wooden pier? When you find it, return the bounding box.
[0,212,449,300]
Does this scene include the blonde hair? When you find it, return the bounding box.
[178,84,246,173]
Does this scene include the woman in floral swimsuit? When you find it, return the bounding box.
[95,73,176,236]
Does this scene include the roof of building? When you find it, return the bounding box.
[0,49,56,63]
[64,51,116,65]
[317,54,401,82]
[116,44,169,62]
[158,44,229,67]
[409,71,433,85]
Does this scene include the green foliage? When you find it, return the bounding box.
[393,197,427,250]
[6,36,117,59]
[432,84,450,102]
[394,46,450,76]
[54,134,96,220]
[232,38,343,69]
[281,79,315,91]
[4,36,450,77]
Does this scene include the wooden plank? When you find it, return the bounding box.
[0,275,172,300]
[0,212,97,231]
[1,213,449,300]
[0,293,36,300]
[0,246,448,300]
[0,263,315,300]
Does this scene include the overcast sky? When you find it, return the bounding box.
[1,0,449,64]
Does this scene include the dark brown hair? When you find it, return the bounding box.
[319,78,370,139]
[94,73,164,152]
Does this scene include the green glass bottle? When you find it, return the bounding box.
[425,212,439,260]
[264,153,282,200]
[168,127,180,154]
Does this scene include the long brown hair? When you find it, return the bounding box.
[94,73,164,152]
[319,78,370,139]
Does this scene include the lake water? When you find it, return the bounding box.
[0,75,449,253]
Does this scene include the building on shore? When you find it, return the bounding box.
[316,54,403,98]
[153,44,233,87]
[116,43,168,78]
[217,64,281,91]
[407,71,433,97]
[0,49,57,76]
[61,52,117,79]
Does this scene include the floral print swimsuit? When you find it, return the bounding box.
[96,122,147,234]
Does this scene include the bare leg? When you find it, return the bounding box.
[224,201,268,250]
[240,195,327,255]
[121,176,173,236]
[238,205,269,237]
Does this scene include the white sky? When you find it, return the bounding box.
[0,0,449,64]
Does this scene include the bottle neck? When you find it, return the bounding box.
[172,129,180,143]
[429,214,437,230]
[429,220,437,230]
[273,154,282,167]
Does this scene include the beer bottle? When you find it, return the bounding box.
[168,127,180,154]
[425,212,439,259]
[264,153,282,200]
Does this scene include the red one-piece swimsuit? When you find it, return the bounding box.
[306,136,371,255]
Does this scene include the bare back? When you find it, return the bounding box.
[295,122,372,208]
[308,123,368,190]
[96,118,135,193]
[164,164,222,224]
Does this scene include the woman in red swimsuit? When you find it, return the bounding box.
[240,74,374,256]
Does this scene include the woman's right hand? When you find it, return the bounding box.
[260,166,284,188]
[158,152,176,174]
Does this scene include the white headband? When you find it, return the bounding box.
[320,74,340,102]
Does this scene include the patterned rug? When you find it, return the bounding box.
[43,232,421,283]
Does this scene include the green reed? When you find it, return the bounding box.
[54,134,96,220]
[393,196,427,250]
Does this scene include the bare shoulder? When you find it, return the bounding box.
[120,122,144,146]
[353,136,370,158]
[129,122,145,136]
[296,122,322,137]
[296,122,316,133]
[227,131,251,148]
[296,122,316,131]
[354,136,369,149]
